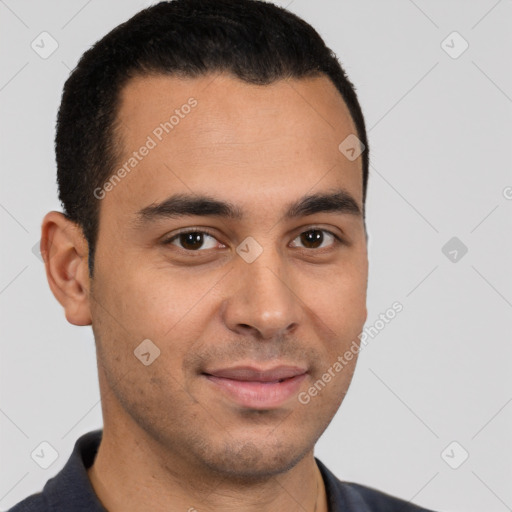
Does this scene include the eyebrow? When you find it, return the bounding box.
[133,189,362,227]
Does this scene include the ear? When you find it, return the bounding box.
[40,211,92,326]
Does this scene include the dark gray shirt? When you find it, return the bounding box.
[8,430,436,511]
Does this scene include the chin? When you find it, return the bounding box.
[196,435,310,482]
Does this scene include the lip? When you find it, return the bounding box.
[205,365,307,382]
[203,365,308,409]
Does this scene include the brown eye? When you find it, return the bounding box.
[300,229,323,249]
[165,231,220,251]
[290,229,340,250]
[178,232,205,250]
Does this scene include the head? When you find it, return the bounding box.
[43,0,369,479]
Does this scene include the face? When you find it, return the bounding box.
[88,73,368,478]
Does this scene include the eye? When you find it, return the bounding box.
[162,227,342,253]
[290,228,341,250]
[163,230,223,251]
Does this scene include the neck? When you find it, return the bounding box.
[87,422,328,512]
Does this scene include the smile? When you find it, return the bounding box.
[202,365,308,409]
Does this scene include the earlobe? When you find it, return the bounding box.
[40,211,92,326]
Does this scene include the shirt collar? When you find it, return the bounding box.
[44,429,107,512]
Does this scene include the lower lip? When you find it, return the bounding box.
[204,373,307,409]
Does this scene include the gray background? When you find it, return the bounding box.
[1,1,511,511]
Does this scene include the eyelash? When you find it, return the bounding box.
[162,227,344,253]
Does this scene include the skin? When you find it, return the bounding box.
[41,72,368,512]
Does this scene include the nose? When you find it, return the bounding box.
[221,249,302,340]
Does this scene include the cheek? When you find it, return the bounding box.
[297,263,367,372]
[301,260,367,324]
[97,264,229,389]
[104,261,217,338]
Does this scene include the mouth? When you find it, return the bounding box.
[202,365,308,410]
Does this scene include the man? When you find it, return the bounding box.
[9,0,437,510]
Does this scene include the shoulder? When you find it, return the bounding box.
[315,458,437,512]
[6,430,104,512]
[340,482,437,512]
[6,493,49,512]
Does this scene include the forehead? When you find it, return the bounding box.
[103,72,363,221]
[116,72,358,146]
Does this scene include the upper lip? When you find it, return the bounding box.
[204,365,307,382]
